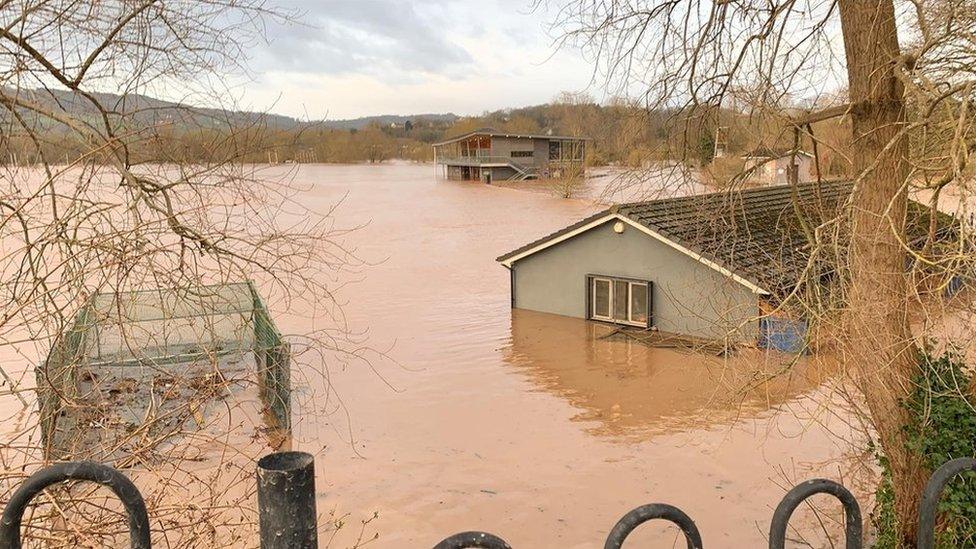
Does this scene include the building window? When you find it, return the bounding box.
[549,140,585,161]
[592,278,611,319]
[510,150,534,158]
[588,276,651,327]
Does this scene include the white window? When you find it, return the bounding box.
[592,278,612,320]
[630,283,648,325]
[588,276,650,327]
[613,280,629,320]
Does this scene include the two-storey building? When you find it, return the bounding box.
[432,128,588,182]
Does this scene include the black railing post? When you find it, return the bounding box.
[604,503,703,549]
[0,461,151,549]
[768,479,861,549]
[257,451,318,549]
[917,457,976,549]
[433,531,513,548]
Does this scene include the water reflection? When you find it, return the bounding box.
[504,309,834,439]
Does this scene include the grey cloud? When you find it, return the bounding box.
[259,1,474,78]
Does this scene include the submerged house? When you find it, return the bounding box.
[742,147,816,185]
[432,128,587,182]
[497,181,959,350]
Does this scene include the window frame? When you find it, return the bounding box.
[590,277,613,321]
[548,140,560,161]
[628,281,649,326]
[586,274,652,328]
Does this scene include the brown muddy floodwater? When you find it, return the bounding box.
[263,163,868,548]
[0,163,869,548]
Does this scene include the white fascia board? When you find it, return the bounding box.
[500,213,617,267]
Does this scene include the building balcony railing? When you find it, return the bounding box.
[436,154,583,166]
[436,155,540,180]
[435,155,522,166]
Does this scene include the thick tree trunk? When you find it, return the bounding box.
[837,1,926,545]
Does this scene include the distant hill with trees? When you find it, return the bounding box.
[0,88,851,178]
[322,113,459,130]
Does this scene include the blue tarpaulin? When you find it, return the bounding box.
[758,316,808,354]
[946,275,965,298]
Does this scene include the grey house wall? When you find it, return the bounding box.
[744,155,816,185]
[510,220,761,341]
[534,139,550,171]
[491,137,544,168]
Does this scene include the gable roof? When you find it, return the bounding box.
[432,127,589,147]
[497,180,958,297]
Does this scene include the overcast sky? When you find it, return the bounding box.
[234,0,597,120]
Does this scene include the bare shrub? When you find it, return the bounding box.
[0,2,374,546]
[549,161,586,198]
[703,156,747,189]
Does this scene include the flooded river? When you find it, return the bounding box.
[263,163,869,548]
[0,162,869,547]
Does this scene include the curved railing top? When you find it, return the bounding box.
[433,531,513,549]
[769,479,862,549]
[918,457,976,549]
[604,503,703,549]
[0,461,150,549]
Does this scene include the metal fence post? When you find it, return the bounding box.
[917,457,976,549]
[604,503,703,549]
[432,531,513,548]
[0,461,151,549]
[257,451,318,549]
[768,479,861,549]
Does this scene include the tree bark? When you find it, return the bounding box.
[837,1,925,545]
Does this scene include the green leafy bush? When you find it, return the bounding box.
[873,350,976,548]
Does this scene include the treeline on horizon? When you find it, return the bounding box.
[0,91,858,180]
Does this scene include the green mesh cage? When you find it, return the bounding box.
[36,281,290,462]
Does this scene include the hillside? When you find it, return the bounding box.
[7,88,460,132]
[2,89,851,176]
[323,113,459,130]
[8,88,303,130]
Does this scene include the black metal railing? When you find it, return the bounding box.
[1,454,974,548]
[603,503,702,549]
[768,479,861,549]
[0,461,151,549]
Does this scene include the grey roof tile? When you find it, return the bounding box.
[498,180,957,296]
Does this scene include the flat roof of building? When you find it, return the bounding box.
[432,128,590,147]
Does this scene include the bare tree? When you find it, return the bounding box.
[837,2,920,540]
[0,1,369,546]
[542,0,976,544]
[549,157,587,198]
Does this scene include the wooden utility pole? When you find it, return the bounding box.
[713,126,728,158]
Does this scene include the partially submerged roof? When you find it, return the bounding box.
[432,127,589,147]
[742,146,813,159]
[498,181,957,297]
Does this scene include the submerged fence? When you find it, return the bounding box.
[36,281,291,461]
[0,454,973,549]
